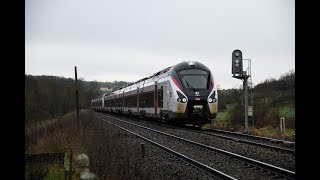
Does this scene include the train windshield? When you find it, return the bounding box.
[178,69,209,90]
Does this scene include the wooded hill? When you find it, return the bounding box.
[217,69,295,128]
[25,75,131,124]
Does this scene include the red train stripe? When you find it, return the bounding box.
[171,76,183,92]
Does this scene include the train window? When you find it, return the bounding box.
[179,69,207,75]
[178,69,209,90]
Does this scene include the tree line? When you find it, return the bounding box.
[25,75,130,124]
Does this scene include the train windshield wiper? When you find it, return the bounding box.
[185,80,197,91]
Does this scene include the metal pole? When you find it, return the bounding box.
[75,66,80,131]
[250,76,254,127]
[244,76,249,133]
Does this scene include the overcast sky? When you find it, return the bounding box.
[25,0,294,89]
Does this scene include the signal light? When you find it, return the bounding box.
[232,50,243,75]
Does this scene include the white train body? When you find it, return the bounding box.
[91,61,218,125]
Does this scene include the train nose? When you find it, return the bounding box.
[187,97,208,115]
[193,105,204,114]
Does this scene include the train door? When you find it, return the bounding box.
[158,84,163,113]
[154,81,158,117]
[140,81,145,116]
[164,81,170,110]
[128,86,131,113]
[136,87,139,115]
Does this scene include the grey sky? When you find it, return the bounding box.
[25,0,294,89]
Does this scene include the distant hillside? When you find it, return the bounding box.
[217,69,295,128]
[25,75,131,123]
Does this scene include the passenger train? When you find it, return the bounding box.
[91,61,218,127]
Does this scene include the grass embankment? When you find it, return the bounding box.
[249,126,295,141]
[43,164,65,180]
[212,104,295,141]
[25,110,149,179]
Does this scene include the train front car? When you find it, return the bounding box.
[169,61,218,126]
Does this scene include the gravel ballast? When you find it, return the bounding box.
[97,113,293,179]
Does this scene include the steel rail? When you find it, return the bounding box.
[98,117,237,180]
[99,112,295,153]
[208,128,295,145]
[97,113,295,179]
[178,127,295,153]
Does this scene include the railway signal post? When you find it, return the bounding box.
[232,50,252,133]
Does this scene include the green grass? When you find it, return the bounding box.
[250,126,295,141]
[278,105,295,117]
[216,111,229,121]
[225,103,236,109]
[55,111,75,125]
[43,164,65,180]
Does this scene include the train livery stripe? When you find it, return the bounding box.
[210,78,214,91]
[171,76,183,92]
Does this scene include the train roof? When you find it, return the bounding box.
[173,61,210,72]
[112,66,172,92]
[101,61,209,97]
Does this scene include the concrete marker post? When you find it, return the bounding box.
[141,143,145,158]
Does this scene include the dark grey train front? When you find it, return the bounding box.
[91,61,218,126]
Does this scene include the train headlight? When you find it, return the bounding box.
[177,91,187,103]
[208,91,216,103]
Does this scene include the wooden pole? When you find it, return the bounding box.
[75,66,80,131]
[69,149,73,180]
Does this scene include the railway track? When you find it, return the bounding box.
[96,111,295,171]
[165,125,295,154]
[101,118,236,180]
[97,111,295,154]
[207,128,295,147]
[96,112,295,180]
[173,125,295,154]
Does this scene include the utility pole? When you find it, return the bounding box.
[243,75,249,133]
[232,50,252,133]
[75,66,80,131]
